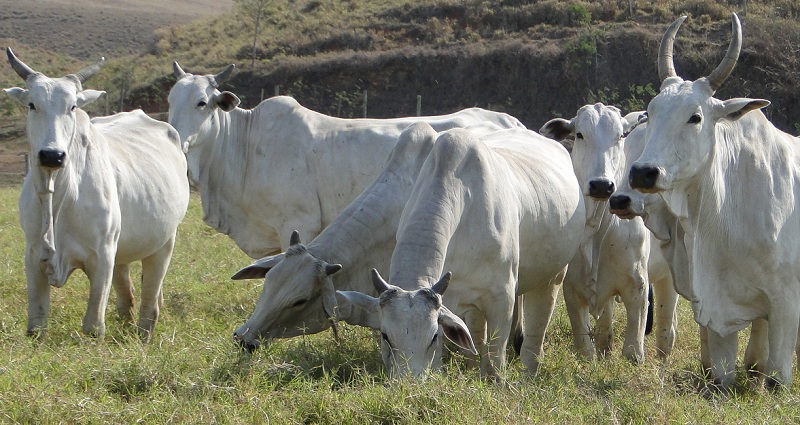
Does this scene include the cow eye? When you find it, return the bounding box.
[197,100,207,108]
[688,114,701,124]
[575,132,584,139]
[70,105,77,112]
[291,299,307,308]
[28,103,36,111]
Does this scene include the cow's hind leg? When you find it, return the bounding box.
[138,236,177,343]
[519,274,561,375]
[25,252,51,339]
[112,264,135,326]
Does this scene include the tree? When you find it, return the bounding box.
[234,0,274,67]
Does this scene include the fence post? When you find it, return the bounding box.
[362,90,368,118]
[274,85,281,96]
[416,95,422,116]
[260,88,265,102]
[23,153,29,176]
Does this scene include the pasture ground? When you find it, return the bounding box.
[1,188,800,423]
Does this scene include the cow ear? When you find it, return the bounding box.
[438,306,477,355]
[719,98,770,121]
[231,253,285,280]
[213,91,240,112]
[539,118,574,141]
[76,90,105,107]
[3,87,28,105]
[335,290,380,329]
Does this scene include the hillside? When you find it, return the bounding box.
[1,0,799,167]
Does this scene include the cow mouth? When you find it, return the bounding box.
[609,208,637,220]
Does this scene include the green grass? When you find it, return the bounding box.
[2,187,800,423]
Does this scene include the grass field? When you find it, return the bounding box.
[1,187,800,423]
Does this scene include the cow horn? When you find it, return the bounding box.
[370,269,391,294]
[173,61,187,79]
[73,57,105,83]
[214,64,235,83]
[657,16,687,82]
[6,47,37,80]
[705,13,742,91]
[431,272,452,295]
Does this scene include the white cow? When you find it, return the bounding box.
[229,122,506,348]
[609,124,770,380]
[5,48,189,341]
[628,14,800,389]
[167,62,526,258]
[337,127,586,378]
[540,105,678,362]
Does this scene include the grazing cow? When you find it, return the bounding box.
[628,14,800,389]
[540,105,679,362]
[229,122,504,349]
[5,48,189,341]
[337,127,586,378]
[610,124,770,379]
[167,62,526,258]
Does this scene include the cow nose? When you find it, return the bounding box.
[233,331,257,353]
[629,165,660,190]
[588,179,615,199]
[609,194,631,211]
[38,149,66,168]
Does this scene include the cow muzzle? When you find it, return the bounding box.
[588,178,615,199]
[629,164,661,192]
[38,149,66,169]
[608,194,636,219]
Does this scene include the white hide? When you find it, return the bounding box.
[629,14,798,389]
[540,104,677,362]
[339,127,585,379]
[5,48,189,341]
[167,63,526,258]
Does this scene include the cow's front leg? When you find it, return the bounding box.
[562,272,594,359]
[765,305,800,390]
[706,328,738,391]
[620,274,647,364]
[25,251,51,339]
[482,287,514,381]
[744,318,768,379]
[112,264,135,326]
[82,252,115,339]
[652,275,678,359]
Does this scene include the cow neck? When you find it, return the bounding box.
[192,107,246,240]
[34,110,89,287]
[389,183,464,291]
[307,168,410,292]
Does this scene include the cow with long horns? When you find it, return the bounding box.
[4,48,189,341]
[628,14,800,390]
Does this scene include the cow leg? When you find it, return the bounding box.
[483,296,513,381]
[744,318,769,379]
[594,297,615,359]
[519,276,561,375]
[25,252,51,339]
[706,328,738,391]
[462,309,498,379]
[562,272,594,360]
[652,275,679,359]
[764,305,800,390]
[82,253,116,339]
[112,264,135,326]
[138,236,176,343]
[620,275,647,364]
[698,325,712,374]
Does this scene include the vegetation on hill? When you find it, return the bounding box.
[1,1,799,136]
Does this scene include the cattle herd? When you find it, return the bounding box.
[5,13,800,393]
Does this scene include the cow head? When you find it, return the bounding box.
[231,231,342,351]
[336,269,476,379]
[167,62,240,152]
[541,104,642,201]
[4,48,105,171]
[629,14,770,193]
